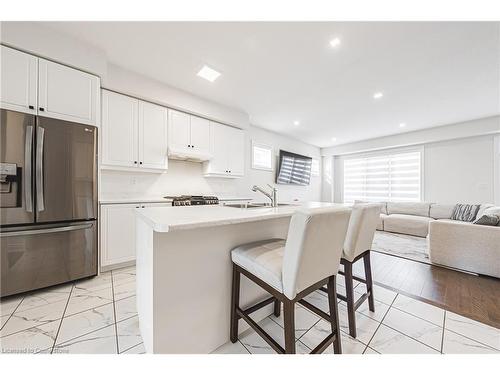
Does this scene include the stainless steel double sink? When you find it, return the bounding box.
[223,202,295,209]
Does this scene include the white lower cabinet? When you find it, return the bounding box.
[100,202,170,269]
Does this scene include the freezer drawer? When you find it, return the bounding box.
[0,220,97,297]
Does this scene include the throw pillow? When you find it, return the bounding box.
[473,214,499,226]
[451,204,481,222]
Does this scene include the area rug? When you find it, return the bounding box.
[372,231,430,264]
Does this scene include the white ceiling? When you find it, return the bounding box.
[44,22,500,148]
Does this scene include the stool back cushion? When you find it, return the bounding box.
[282,207,351,300]
[343,203,381,262]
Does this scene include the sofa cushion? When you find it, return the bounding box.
[451,204,481,222]
[355,200,387,215]
[377,213,387,231]
[477,204,494,218]
[473,215,500,226]
[386,202,431,217]
[383,214,434,237]
[483,206,500,217]
[429,204,455,219]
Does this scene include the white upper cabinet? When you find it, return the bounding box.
[102,90,139,168]
[203,122,245,178]
[168,110,212,161]
[138,101,168,170]
[101,90,168,172]
[168,110,190,154]
[189,116,211,157]
[0,46,99,125]
[0,45,38,114]
[38,59,99,126]
[227,125,245,176]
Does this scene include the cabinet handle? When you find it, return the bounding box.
[140,161,143,165]
[141,206,145,208]
[39,107,45,112]
[136,206,140,208]
[28,105,34,110]
[134,161,137,164]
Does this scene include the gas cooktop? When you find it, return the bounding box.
[165,195,219,206]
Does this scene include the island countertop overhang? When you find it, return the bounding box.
[135,202,350,233]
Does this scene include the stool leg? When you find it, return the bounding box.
[283,299,296,354]
[344,261,357,338]
[273,298,281,317]
[327,275,342,354]
[363,252,375,312]
[230,264,241,343]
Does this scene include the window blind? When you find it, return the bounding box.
[343,151,421,203]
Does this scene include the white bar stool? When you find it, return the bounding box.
[229,207,351,354]
[314,203,381,338]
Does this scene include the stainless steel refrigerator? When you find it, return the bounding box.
[0,109,98,297]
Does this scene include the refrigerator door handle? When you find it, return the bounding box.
[24,125,33,213]
[0,223,93,237]
[36,126,45,212]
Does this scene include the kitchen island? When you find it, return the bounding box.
[134,202,343,353]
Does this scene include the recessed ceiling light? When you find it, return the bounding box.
[373,92,384,99]
[197,65,221,82]
[329,38,341,48]
[399,123,406,128]
[293,120,300,126]
[331,137,337,142]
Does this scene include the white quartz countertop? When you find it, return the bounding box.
[135,202,349,233]
[99,196,253,205]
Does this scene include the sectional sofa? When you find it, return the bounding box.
[363,201,500,278]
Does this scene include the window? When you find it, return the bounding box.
[311,158,320,176]
[251,141,273,171]
[343,150,422,203]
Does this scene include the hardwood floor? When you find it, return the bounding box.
[352,251,500,329]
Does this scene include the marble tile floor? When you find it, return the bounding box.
[1,267,498,355]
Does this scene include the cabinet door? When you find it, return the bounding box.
[0,46,38,114]
[190,115,211,156]
[143,203,170,208]
[205,122,229,175]
[227,126,245,176]
[100,204,137,267]
[168,110,190,154]
[38,59,99,126]
[138,101,168,170]
[102,90,139,168]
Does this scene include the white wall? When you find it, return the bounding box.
[424,136,495,203]
[104,64,249,129]
[0,22,108,78]
[324,116,500,205]
[2,22,322,202]
[330,134,498,204]
[0,22,249,129]
[100,125,322,202]
[495,134,500,204]
[322,116,500,157]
